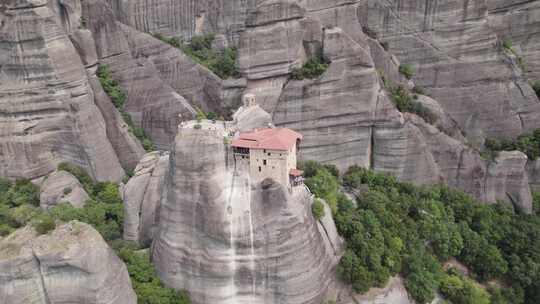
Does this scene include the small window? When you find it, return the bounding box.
[263,160,267,165]
[268,153,271,156]
[263,149,266,153]
[258,166,261,172]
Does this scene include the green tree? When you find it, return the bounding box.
[399,64,415,79]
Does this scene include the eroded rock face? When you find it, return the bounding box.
[110,0,260,42]
[486,151,533,213]
[383,114,533,213]
[122,151,169,246]
[0,221,137,304]
[487,1,540,80]
[273,27,402,172]
[0,0,125,181]
[40,170,90,209]
[152,126,339,304]
[358,0,540,140]
[238,1,307,80]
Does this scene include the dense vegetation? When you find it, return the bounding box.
[301,161,540,304]
[484,129,540,160]
[290,55,329,80]
[387,84,436,124]
[152,33,239,79]
[97,65,155,152]
[0,164,189,304]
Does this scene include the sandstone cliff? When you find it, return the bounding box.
[0,0,127,181]
[151,124,340,304]
[0,221,137,304]
[122,151,169,246]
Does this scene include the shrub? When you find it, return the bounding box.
[206,112,217,120]
[194,124,202,130]
[5,180,40,207]
[97,64,154,152]
[8,204,40,227]
[305,167,339,212]
[503,39,513,50]
[440,274,490,304]
[154,33,239,79]
[311,199,325,220]
[97,65,126,109]
[399,64,415,79]
[387,85,437,124]
[290,56,329,80]
[118,247,191,304]
[484,129,540,160]
[63,187,72,195]
[32,213,56,235]
[412,86,425,95]
[299,161,339,178]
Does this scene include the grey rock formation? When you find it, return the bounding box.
[110,0,259,43]
[238,0,307,79]
[152,126,338,304]
[40,170,90,209]
[380,114,533,213]
[358,0,540,140]
[0,0,125,182]
[89,75,146,170]
[82,0,197,150]
[0,221,136,304]
[415,95,466,141]
[232,104,272,132]
[526,159,540,192]
[273,27,402,172]
[122,151,169,246]
[487,1,540,80]
[316,200,343,263]
[486,151,533,213]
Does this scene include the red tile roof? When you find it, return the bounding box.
[232,128,302,151]
[289,169,304,177]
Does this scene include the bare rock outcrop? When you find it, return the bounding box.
[110,0,259,42]
[122,151,169,246]
[152,125,339,304]
[487,1,540,80]
[81,0,197,150]
[382,114,533,213]
[0,0,125,181]
[0,221,137,304]
[40,171,90,209]
[273,27,402,172]
[486,151,533,213]
[358,0,540,140]
[238,0,307,80]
